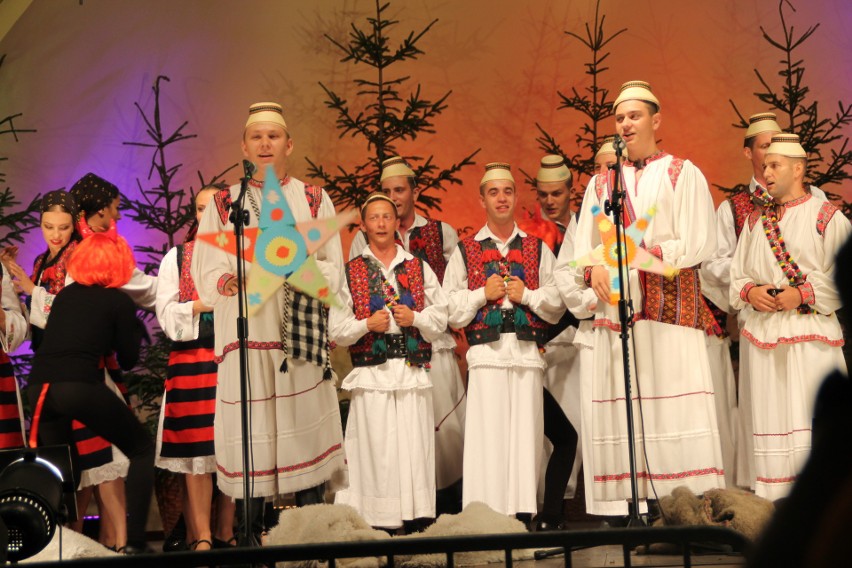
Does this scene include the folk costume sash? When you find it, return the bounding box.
[408,220,447,283]
[346,255,431,368]
[758,195,816,315]
[160,241,218,459]
[458,234,549,346]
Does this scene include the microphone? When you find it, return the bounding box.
[612,134,626,156]
[242,159,256,179]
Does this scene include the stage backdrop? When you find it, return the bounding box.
[2,0,850,289]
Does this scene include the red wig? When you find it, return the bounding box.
[67,232,136,288]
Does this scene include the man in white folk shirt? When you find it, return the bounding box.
[443,162,564,520]
[331,192,448,532]
[191,102,346,544]
[730,133,850,502]
[349,157,466,515]
[564,81,725,514]
[532,155,581,531]
[701,112,827,491]
[554,136,646,521]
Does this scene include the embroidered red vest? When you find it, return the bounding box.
[728,190,755,239]
[408,220,448,283]
[632,155,719,334]
[177,241,215,339]
[346,256,431,367]
[458,235,550,346]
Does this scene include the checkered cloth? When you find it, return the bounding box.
[280,283,332,378]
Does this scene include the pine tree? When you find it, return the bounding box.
[122,75,236,275]
[306,0,478,214]
[524,0,626,204]
[724,0,851,217]
[0,54,41,248]
[121,75,236,435]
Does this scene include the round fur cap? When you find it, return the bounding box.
[380,156,415,182]
[536,154,571,183]
[766,133,806,158]
[613,80,661,111]
[245,102,288,132]
[745,112,782,139]
[480,162,514,187]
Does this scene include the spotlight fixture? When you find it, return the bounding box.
[0,446,76,562]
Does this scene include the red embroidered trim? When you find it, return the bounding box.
[214,189,232,225]
[214,340,283,364]
[640,267,705,330]
[594,467,724,483]
[583,266,593,287]
[799,282,815,306]
[741,282,756,303]
[747,208,762,231]
[591,389,716,404]
[756,475,798,484]
[304,184,322,219]
[219,377,325,403]
[217,443,342,478]
[408,220,447,282]
[667,157,684,190]
[177,241,199,303]
[217,273,235,295]
[753,427,811,437]
[816,200,839,237]
[728,191,755,239]
[782,193,811,208]
[647,244,662,260]
[741,328,845,349]
[31,241,78,294]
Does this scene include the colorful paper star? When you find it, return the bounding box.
[197,165,357,315]
[571,204,678,305]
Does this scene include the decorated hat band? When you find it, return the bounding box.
[480,162,514,186]
[245,101,288,132]
[536,154,571,183]
[745,112,782,139]
[613,80,661,110]
[765,133,807,158]
[380,156,416,182]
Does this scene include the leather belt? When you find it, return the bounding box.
[385,333,407,358]
[500,309,516,333]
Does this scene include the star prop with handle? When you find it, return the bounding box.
[570,204,678,305]
[197,165,357,315]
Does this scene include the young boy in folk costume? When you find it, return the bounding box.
[349,156,466,515]
[155,185,235,551]
[730,133,850,501]
[443,162,564,519]
[332,192,447,531]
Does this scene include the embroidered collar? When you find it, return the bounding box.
[363,244,411,273]
[248,176,290,188]
[630,150,667,170]
[781,192,811,208]
[474,223,526,244]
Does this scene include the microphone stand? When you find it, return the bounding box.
[603,138,645,527]
[229,160,260,546]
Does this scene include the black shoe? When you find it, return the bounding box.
[213,536,238,549]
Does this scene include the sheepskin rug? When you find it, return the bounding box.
[21,527,118,562]
[267,501,534,568]
[638,486,775,554]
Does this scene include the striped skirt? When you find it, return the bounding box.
[156,334,217,472]
[0,351,24,449]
